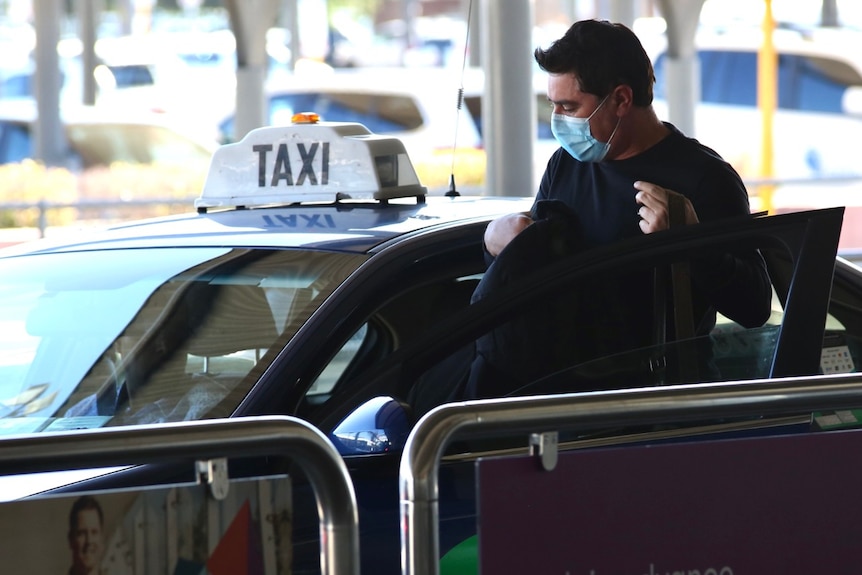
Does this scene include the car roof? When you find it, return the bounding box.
[0,98,220,166]
[0,97,214,130]
[263,66,548,101]
[0,196,533,256]
[637,19,862,73]
[264,66,486,94]
[0,120,531,254]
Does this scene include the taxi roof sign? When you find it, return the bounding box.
[196,121,427,210]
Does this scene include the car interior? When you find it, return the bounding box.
[299,208,847,447]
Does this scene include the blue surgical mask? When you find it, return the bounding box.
[551,94,619,162]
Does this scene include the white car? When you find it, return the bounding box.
[641,22,862,181]
[0,99,218,169]
[217,67,557,191]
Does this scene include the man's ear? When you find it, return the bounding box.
[613,84,634,115]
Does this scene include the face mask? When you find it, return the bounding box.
[551,95,619,162]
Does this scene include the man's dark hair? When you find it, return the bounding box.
[534,19,655,106]
[68,495,103,535]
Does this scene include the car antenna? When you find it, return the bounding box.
[446,0,475,198]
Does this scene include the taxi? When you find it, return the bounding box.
[0,114,861,574]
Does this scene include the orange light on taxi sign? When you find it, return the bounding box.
[292,112,320,124]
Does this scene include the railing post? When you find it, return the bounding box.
[37,199,47,238]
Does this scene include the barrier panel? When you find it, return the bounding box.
[0,415,359,575]
[477,422,862,573]
[399,373,862,575]
[1,474,291,573]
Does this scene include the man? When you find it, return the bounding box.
[68,495,105,575]
[466,19,773,398]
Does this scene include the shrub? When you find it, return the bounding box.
[0,161,206,229]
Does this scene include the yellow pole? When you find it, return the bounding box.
[758,0,777,213]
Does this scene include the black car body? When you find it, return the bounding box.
[0,119,858,574]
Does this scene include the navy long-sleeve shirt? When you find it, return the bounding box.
[535,122,772,335]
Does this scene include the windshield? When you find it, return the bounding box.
[0,247,364,435]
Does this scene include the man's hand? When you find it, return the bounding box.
[634,180,699,234]
[484,213,533,257]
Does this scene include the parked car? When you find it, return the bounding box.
[641,21,862,181]
[0,99,218,169]
[217,67,557,189]
[0,119,856,574]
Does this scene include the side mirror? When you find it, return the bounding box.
[330,396,411,455]
[842,86,862,117]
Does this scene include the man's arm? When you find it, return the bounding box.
[691,250,773,328]
[483,212,534,257]
[634,180,772,328]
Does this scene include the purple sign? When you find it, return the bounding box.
[478,430,862,574]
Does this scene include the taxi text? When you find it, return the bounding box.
[253,142,330,187]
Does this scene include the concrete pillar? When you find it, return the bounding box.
[655,0,704,137]
[281,0,300,70]
[226,0,280,141]
[33,0,66,167]
[76,0,100,106]
[481,0,536,196]
[821,0,839,26]
[609,0,636,27]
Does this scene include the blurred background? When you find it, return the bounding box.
[2,0,862,252]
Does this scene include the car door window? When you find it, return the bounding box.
[818,260,862,374]
[303,274,482,410]
[306,324,368,397]
[314,209,843,435]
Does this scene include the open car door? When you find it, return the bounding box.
[322,206,845,432]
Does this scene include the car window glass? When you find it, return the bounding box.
[0,73,31,98]
[508,324,782,398]
[307,325,368,397]
[316,243,789,426]
[820,264,862,374]
[414,275,781,411]
[0,122,31,164]
[462,93,555,140]
[0,248,364,435]
[320,92,421,132]
[301,273,483,414]
[780,54,851,113]
[106,64,155,88]
[700,51,758,106]
[656,49,857,114]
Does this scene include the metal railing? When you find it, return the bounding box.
[399,373,862,575]
[0,197,197,238]
[0,415,359,575]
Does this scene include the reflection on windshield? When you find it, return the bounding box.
[0,247,363,435]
